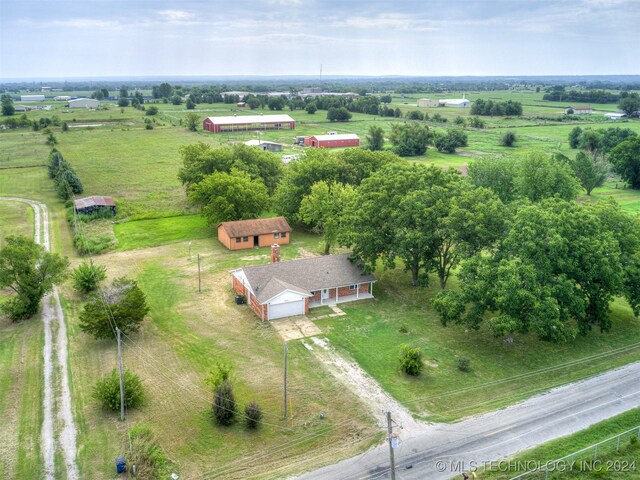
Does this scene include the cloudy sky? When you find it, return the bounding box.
[0,0,638,79]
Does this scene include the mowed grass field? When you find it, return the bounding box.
[0,202,43,479]
[1,89,640,477]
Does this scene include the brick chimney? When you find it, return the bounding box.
[271,244,281,263]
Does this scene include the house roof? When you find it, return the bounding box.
[205,114,295,126]
[73,196,116,209]
[439,98,469,104]
[311,134,360,141]
[218,217,291,238]
[570,105,592,110]
[241,253,376,303]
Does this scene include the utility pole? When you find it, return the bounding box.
[283,342,288,419]
[197,253,201,293]
[386,411,396,480]
[116,327,125,421]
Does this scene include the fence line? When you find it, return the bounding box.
[508,424,640,480]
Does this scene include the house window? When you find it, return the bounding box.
[242,236,248,242]
[281,232,287,238]
[274,233,280,239]
[349,284,358,291]
[236,237,241,242]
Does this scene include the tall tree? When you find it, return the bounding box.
[1,94,15,116]
[618,93,640,117]
[434,200,633,342]
[184,112,199,132]
[299,182,356,254]
[567,151,609,195]
[188,169,269,225]
[515,151,581,202]
[0,236,68,320]
[609,136,640,188]
[79,277,149,339]
[366,125,385,151]
[388,122,433,156]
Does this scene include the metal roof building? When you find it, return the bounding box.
[304,134,360,148]
[203,114,295,133]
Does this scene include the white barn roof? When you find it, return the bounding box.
[439,99,469,105]
[206,114,295,126]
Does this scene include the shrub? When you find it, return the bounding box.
[46,133,58,146]
[204,361,233,391]
[501,131,517,147]
[435,130,468,153]
[145,106,159,115]
[72,261,107,294]
[245,401,262,429]
[93,368,144,411]
[398,324,409,334]
[128,424,176,479]
[213,380,236,426]
[399,344,423,376]
[305,103,317,114]
[457,357,471,372]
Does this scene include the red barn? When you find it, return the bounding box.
[203,114,295,133]
[304,134,360,148]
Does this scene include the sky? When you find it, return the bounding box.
[1,0,639,79]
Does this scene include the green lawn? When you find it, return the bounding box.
[315,268,640,422]
[0,200,33,244]
[114,214,215,250]
[481,409,640,479]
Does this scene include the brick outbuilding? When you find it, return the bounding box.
[218,217,291,250]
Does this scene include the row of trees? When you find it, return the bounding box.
[470,99,523,116]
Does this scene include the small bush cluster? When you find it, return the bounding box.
[501,131,517,147]
[457,357,471,372]
[207,363,263,429]
[47,149,83,200]
[93,368,144,411]
[399,344,423,376]
[71,261,107,294]
[213,380,237,426]
[435,129,468,153]
[245,401,262,429]
[127,424,176,479]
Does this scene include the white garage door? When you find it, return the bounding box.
[269,300,304,320]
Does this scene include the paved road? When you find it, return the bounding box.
[0,197,78,479]
[298,361,640,480]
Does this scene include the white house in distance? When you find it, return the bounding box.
[68,98,100,109]
[604,113,627,120]
[439,98,470,108]
[566,105,593,114]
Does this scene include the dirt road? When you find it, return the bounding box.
[0,197,78,479]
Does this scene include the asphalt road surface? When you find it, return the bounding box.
[298,361,640,480]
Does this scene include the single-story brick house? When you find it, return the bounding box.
[231,248,376,320]
[73,196,116,215]
[218,217,291,250]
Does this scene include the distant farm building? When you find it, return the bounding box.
[604,113,627,120]
[417,98,438,107]
[68,98,100,109]
[21,95,45,102]
[566,105,593,114]
[236,102,246,108]
[439,98,470,108]
[203,114,295,133]
[54,96,72,101]
[304,134,360,148]
[73,196,116,215]
[217,217,291,250]
[244,139,283,152]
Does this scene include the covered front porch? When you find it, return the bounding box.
[309,281,375,309]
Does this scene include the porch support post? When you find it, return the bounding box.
[357,284,359,299]
[336,287,339,304]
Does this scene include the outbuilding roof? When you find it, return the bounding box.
[73,196,116,209]
[310,134,360,141]
[241,253,376,303]
[218,217,291,238]
[205,114,295,126]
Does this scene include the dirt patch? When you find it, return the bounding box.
[296,247,318,258]
[424,359,439,368]
[272,317,322,341]
[302,336,429,440]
